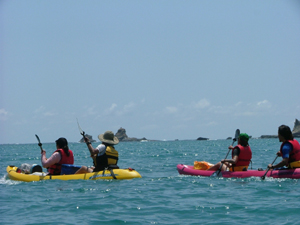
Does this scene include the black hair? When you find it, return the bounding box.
[55,137,70,156]
[278,125,293,140]
[239,139,249,147]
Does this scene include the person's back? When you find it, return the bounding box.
[231,141,252,171]
[75,131,119,174]
[41,137,74,175]
[268,125,300,170]
[93,144,119,171]
[48,148,74,175]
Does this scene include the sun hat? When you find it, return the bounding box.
[98,131,119,145]
[239,133,249,142]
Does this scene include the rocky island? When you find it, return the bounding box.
[78,128,147,143]
[115,127,148,142]
[79,134,96,143]
[196,137,209,141]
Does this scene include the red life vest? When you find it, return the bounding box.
[280,139,300,164]
[48,149,74,175]
[232,144,252,167]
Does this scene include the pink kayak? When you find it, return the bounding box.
[177,164,300,179]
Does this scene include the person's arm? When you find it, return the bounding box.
[85,137,99,156]
[268,158,289,169]
[268,143,292,169]
[221,148,239,165]
[41,151,61,168]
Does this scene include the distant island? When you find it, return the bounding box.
[115,127,148,142]
[79,134,96,143]
[197,137,209,141]
[78,128,148,143]
[79,118,300,143]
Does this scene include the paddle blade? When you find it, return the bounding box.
[233,129,240,142]
[211,170,223,177]
[35,134,41,146]
[76,118,85,137]
[35,134,43,153]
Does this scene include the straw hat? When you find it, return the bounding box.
[98,131,119,145]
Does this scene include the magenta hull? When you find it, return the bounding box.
[177,164,300,179]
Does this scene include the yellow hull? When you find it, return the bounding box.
[6,166,142,182]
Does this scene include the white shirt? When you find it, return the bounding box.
[95,144,106,156]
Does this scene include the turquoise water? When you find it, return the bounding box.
[1,138,300,225]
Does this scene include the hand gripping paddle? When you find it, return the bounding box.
[261,155,278,180]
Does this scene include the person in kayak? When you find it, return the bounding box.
[75,131,119,174]
[268,125,300,170]
[207,133,252,171]
[41,137,74,175]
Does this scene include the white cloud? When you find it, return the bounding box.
[257,100,271,108]
[116,102,136,116]
[104,103,118,115]
[235,111,257,116]
[33,106,57,117]
[123,102,135,112]
[207,121,218,126]
[193,99,210,109]
[0,108,9,121]
[43,111,57,117]
[235,101,243,106]
[208,105,231,114]
[34,106,46,114]
[85,105,98,115]
[33,106,57,118]
[164,106,178,114]
[104,102,136,116]
[109,103,117,111]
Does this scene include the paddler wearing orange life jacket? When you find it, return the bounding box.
[41,137,74,175]
[207,133,252,172]
[267,125,300,170]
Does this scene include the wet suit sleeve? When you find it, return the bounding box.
[281,142,293,159]
[232,147,240,157]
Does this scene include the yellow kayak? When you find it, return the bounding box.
[6,165,142,182]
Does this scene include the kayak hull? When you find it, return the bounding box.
[6,166,142,182]
[177,164,300,179]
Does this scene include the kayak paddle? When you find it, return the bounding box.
[35,134,43,153]
[212,129,240,177]
[261,155,278,180]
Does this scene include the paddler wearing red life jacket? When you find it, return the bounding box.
[75,131,119,174]
[227,133,252,171]
[41,137,74,175]
[268,125,300,170]
[207,133,252,172]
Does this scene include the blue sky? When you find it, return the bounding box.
[1,1,300,144]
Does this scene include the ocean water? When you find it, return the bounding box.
[1,138,300,225]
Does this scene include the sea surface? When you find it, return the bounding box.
[1,138,300,225]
